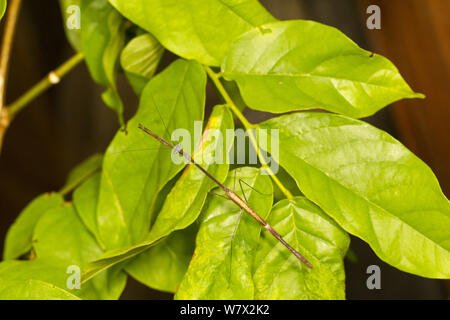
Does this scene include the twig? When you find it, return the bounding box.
[0,0,21,153]
[7,52,84,118]
[0,52,84,154]
[0,0,22,111]
[0,107,7,151]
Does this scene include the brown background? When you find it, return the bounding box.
[0,0,448,299]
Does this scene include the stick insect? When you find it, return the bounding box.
[138,123,313,269]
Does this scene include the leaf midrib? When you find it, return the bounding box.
[129,62,192,240]
[226,71,417,96]
[216,0,269,28]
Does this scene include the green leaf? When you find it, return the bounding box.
[59,0,81,50]
[259,112,450,278]
[0,259,123,300]
[0,278,80,300]
[73,172,104,248]
[31,204,127,299]
[81,0,126,125]
[253,197,349,300]
[175,167,273,299]
[222,20,424,118]
[96,59,206,250]
[109,0,276,66]
[0,260,77,298]
[272,166,302,203]
[124,105,234,292]
[142,105,234,243]
[0,0,6,21]
[61,153,103,195]
[221,79,247,112]
[121,33,164,95]
[126,225,197,293]
[3,193,64,260]
[346,248,358,263]
[83,104,233,283]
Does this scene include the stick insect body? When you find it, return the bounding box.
[138,123,313,269]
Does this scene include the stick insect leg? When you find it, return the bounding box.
[228,171,245,283]
[139,125,313,268]
[150,94,172,142]
[228,208,243,283]
[238,178,313,268]
[207,190,232,201]
[238,178,272,197]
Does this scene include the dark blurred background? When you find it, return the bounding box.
[0,0,448,299]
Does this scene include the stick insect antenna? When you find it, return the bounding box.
[138,124,313,269]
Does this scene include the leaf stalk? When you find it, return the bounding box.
[0,0,22,112]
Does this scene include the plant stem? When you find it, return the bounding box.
[205,66,294,200]
[205,67,253,129]
[0,0,22,153]
[0,52,84,155]
[0,0,22,112]
[0,108,7,152]
[8,52,84,118]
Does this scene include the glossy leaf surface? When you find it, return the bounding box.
[83,104,233,282]
[96,59,206,249]
[253,197,349,299]
[260,113,450,278]
[121,33,164,95]
[126,226,197,293]
[176,167,273,299]
[73,172,104,248]
[124,105,234,292]
[109,0,275,66]
[3,193,63,260]
[223,20,424,118]
[0,278,80,300]
[32,204,127,299]
[81,0,126,124]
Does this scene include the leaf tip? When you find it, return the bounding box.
[416,92,426,99]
